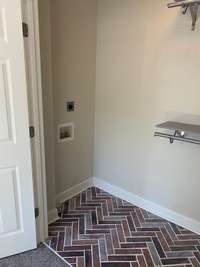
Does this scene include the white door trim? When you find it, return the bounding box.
[23,0,48,242]
[32,0,48,242]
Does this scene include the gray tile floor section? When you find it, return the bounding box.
[0,244,70,267]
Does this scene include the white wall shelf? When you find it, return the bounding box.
[154,121,200,145]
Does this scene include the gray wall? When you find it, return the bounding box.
[50,0,97,195]
[94,0,200,222]
[38,0,56,211]
[39,0,200,224]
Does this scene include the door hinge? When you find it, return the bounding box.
[29,126,35,138]
[22,22,29,37]
[35,207,39,218]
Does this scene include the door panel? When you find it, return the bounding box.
[0,7,7,42]
[0,167,20,234]
[0,0,36,258]
[0,60,14,142]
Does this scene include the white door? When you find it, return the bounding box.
[0,0,36,258]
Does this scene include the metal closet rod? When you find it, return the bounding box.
[154,132,200,145]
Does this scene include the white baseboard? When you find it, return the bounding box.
[48,208,59,225]
[55,176,200,235]
[56,178,94,204]
[92,177,200,235]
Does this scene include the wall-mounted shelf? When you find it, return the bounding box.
[154,121,200,145]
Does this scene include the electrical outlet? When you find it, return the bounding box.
[67,101,75,112]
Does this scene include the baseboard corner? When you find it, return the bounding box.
[92,177,200,235]
[53,176,200,234]
[56,177,94,204]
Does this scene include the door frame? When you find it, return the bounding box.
[22,0,48,243]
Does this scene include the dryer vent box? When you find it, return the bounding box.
[58,123,74,143]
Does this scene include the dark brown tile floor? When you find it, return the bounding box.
[45,187,200,267]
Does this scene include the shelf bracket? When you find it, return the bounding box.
[170,130,185,144]
[189,3,199,30]
[167,0,200,30]
[182,4,189,14]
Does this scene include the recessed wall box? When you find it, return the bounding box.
[58,123,74,143]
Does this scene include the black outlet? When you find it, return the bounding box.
[67,101,75,112]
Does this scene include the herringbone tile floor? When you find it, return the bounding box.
[45,187,200,267]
